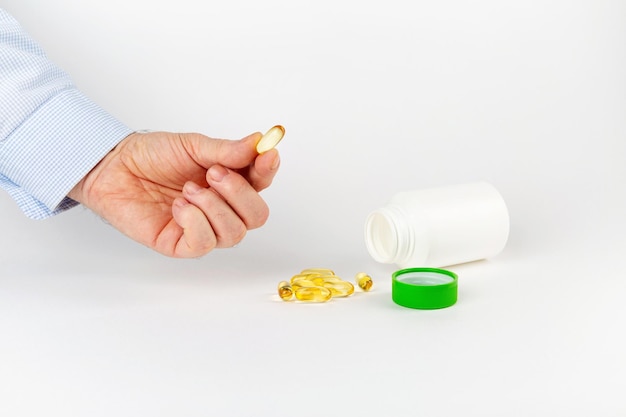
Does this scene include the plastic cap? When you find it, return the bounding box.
[392,268,458,309]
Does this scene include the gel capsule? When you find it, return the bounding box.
[355,272,373,291]
[311,275,345,286]
[294,286,332,302]
[290,273,322,284]
[256,125,285,153]
[319,278,354,297]
[277,281,293,301]
[300,268,335,276]
[291,279,317,290]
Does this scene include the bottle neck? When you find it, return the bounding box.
[365,206,414,265]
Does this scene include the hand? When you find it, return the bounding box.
[68,130,280,258]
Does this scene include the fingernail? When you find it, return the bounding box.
[184,181,202,195]
[270,153,280,170]
[208,165,228,182]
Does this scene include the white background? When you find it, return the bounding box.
[1,1,625,416]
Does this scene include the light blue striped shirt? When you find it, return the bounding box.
[0,8,133,219]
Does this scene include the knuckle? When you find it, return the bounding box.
[196,237,217,255]
[247,204,269,229]
[216,222,247,248]
[232,224,247,244]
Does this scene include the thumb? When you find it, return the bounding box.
[184,131,262,169]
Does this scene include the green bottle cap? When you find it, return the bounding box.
[392,268,458,309]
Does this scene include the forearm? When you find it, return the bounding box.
[0,8,133,219]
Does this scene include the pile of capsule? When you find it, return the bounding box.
[277,268,373,303]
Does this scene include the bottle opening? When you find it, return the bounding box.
[395,270,454,286]
[365,211,398,263]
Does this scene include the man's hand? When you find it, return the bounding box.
[68,130,280,258]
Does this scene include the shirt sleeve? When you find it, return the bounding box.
[0,8,133,219]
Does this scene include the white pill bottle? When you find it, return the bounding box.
[364,182,510,268]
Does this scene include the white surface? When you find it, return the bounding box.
[1,1,625,416]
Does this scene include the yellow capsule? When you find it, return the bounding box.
[256,125,285,153]
[277,281,293,301]
[294,286,332,302]
[290,273,322,284]
[300,268,335,276]
[355,272,373,291]
[310,275,342,285]
[311,277,326,286]
[291,279,317,290]
[320,278,354,297]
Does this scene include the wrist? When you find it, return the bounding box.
[67,133,132,209]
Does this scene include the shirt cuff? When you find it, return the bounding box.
[0,87,133,219]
